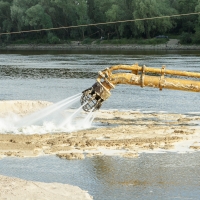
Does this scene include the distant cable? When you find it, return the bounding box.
[0,12,200,36]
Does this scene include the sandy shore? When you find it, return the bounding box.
[0,110,199,159]
[1,42,200,51]
[0,175,92,200]
[0,100,200,199]
[0,100,200,159]
[0,101,94,200]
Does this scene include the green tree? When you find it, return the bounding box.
[193,0,200,43]
[176,0,198,33]
[0,1,13,43]
[106,3,125,38]
[48,0,80,39]
[25,4,53,28]
[105,0,135,38]
[75,0,88,39]
[0,1,12,32]
[11,0,40,31]
[0,0,199,43]
[133,0,177,38]
[87,0,134,39]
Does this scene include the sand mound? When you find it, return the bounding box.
[0,175,93,200]
[0,101,93,200]
[0,100,94,134]
[0,100,52,116]
[0,100,199,200]
[0,100,199,157]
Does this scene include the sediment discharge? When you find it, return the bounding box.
[0,101,200,159]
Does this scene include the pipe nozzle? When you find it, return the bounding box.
[81,82,111,112]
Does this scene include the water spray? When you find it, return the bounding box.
[58,101,87,128]
[17,93,81,127]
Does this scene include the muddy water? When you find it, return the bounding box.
[1,49,200,199]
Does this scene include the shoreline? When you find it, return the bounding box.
[1,43,200,51]
[0,100,200,159]
[0,100,200,199]
[0,174,93,200]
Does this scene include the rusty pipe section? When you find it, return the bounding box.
[105,64,200,78]
[108,73,200,92]
[81,64,200,112]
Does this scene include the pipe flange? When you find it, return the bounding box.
[159,65,166,90]
[141,65,146,88]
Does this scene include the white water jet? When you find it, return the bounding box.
[79,108,95,129]
[0,113,21,133]
[59,102,87,128]
[16,93,81,127]
[0,93,96,134]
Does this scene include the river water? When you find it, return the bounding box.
[0,49,200,199]
[0,49,200,113]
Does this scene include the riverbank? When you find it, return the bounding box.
[0,175,93,200]
[0,101,94,200]
[1,100,200,199]
[1,42,200,51]
[0,101,200,158]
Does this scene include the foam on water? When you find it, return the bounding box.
[0,94,95,134]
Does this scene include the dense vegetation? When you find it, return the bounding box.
[0,0,200,44]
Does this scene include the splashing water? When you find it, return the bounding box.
[0,94,96,134]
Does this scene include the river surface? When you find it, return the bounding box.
[0,49,200,113]
[0,49,200,200]
[1,153,200,200]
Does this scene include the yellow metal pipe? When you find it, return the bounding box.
[106,73,200,92]
[107,64,200,78]
[81,64,200,112]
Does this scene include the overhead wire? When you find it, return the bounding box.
[0,12,200,36]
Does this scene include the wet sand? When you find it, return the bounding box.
[0,100,200,199]
[0,175,92,200]
[0,101,199,159]
[0,101,94,200]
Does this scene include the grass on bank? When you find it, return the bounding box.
[4,37,167,46]
[0,32,186,46]
[3,34,195,46]
[2,31,200,46]
[82,38,168,45]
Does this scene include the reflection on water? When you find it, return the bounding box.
[0,153,200,200]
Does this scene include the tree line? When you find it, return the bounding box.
[0,0,200,44]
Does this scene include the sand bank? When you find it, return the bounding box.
[0,100,52,116]
[0,100,199,199]
[0,100,199,159]
[0,175,92,200]
[0,101,94,200]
